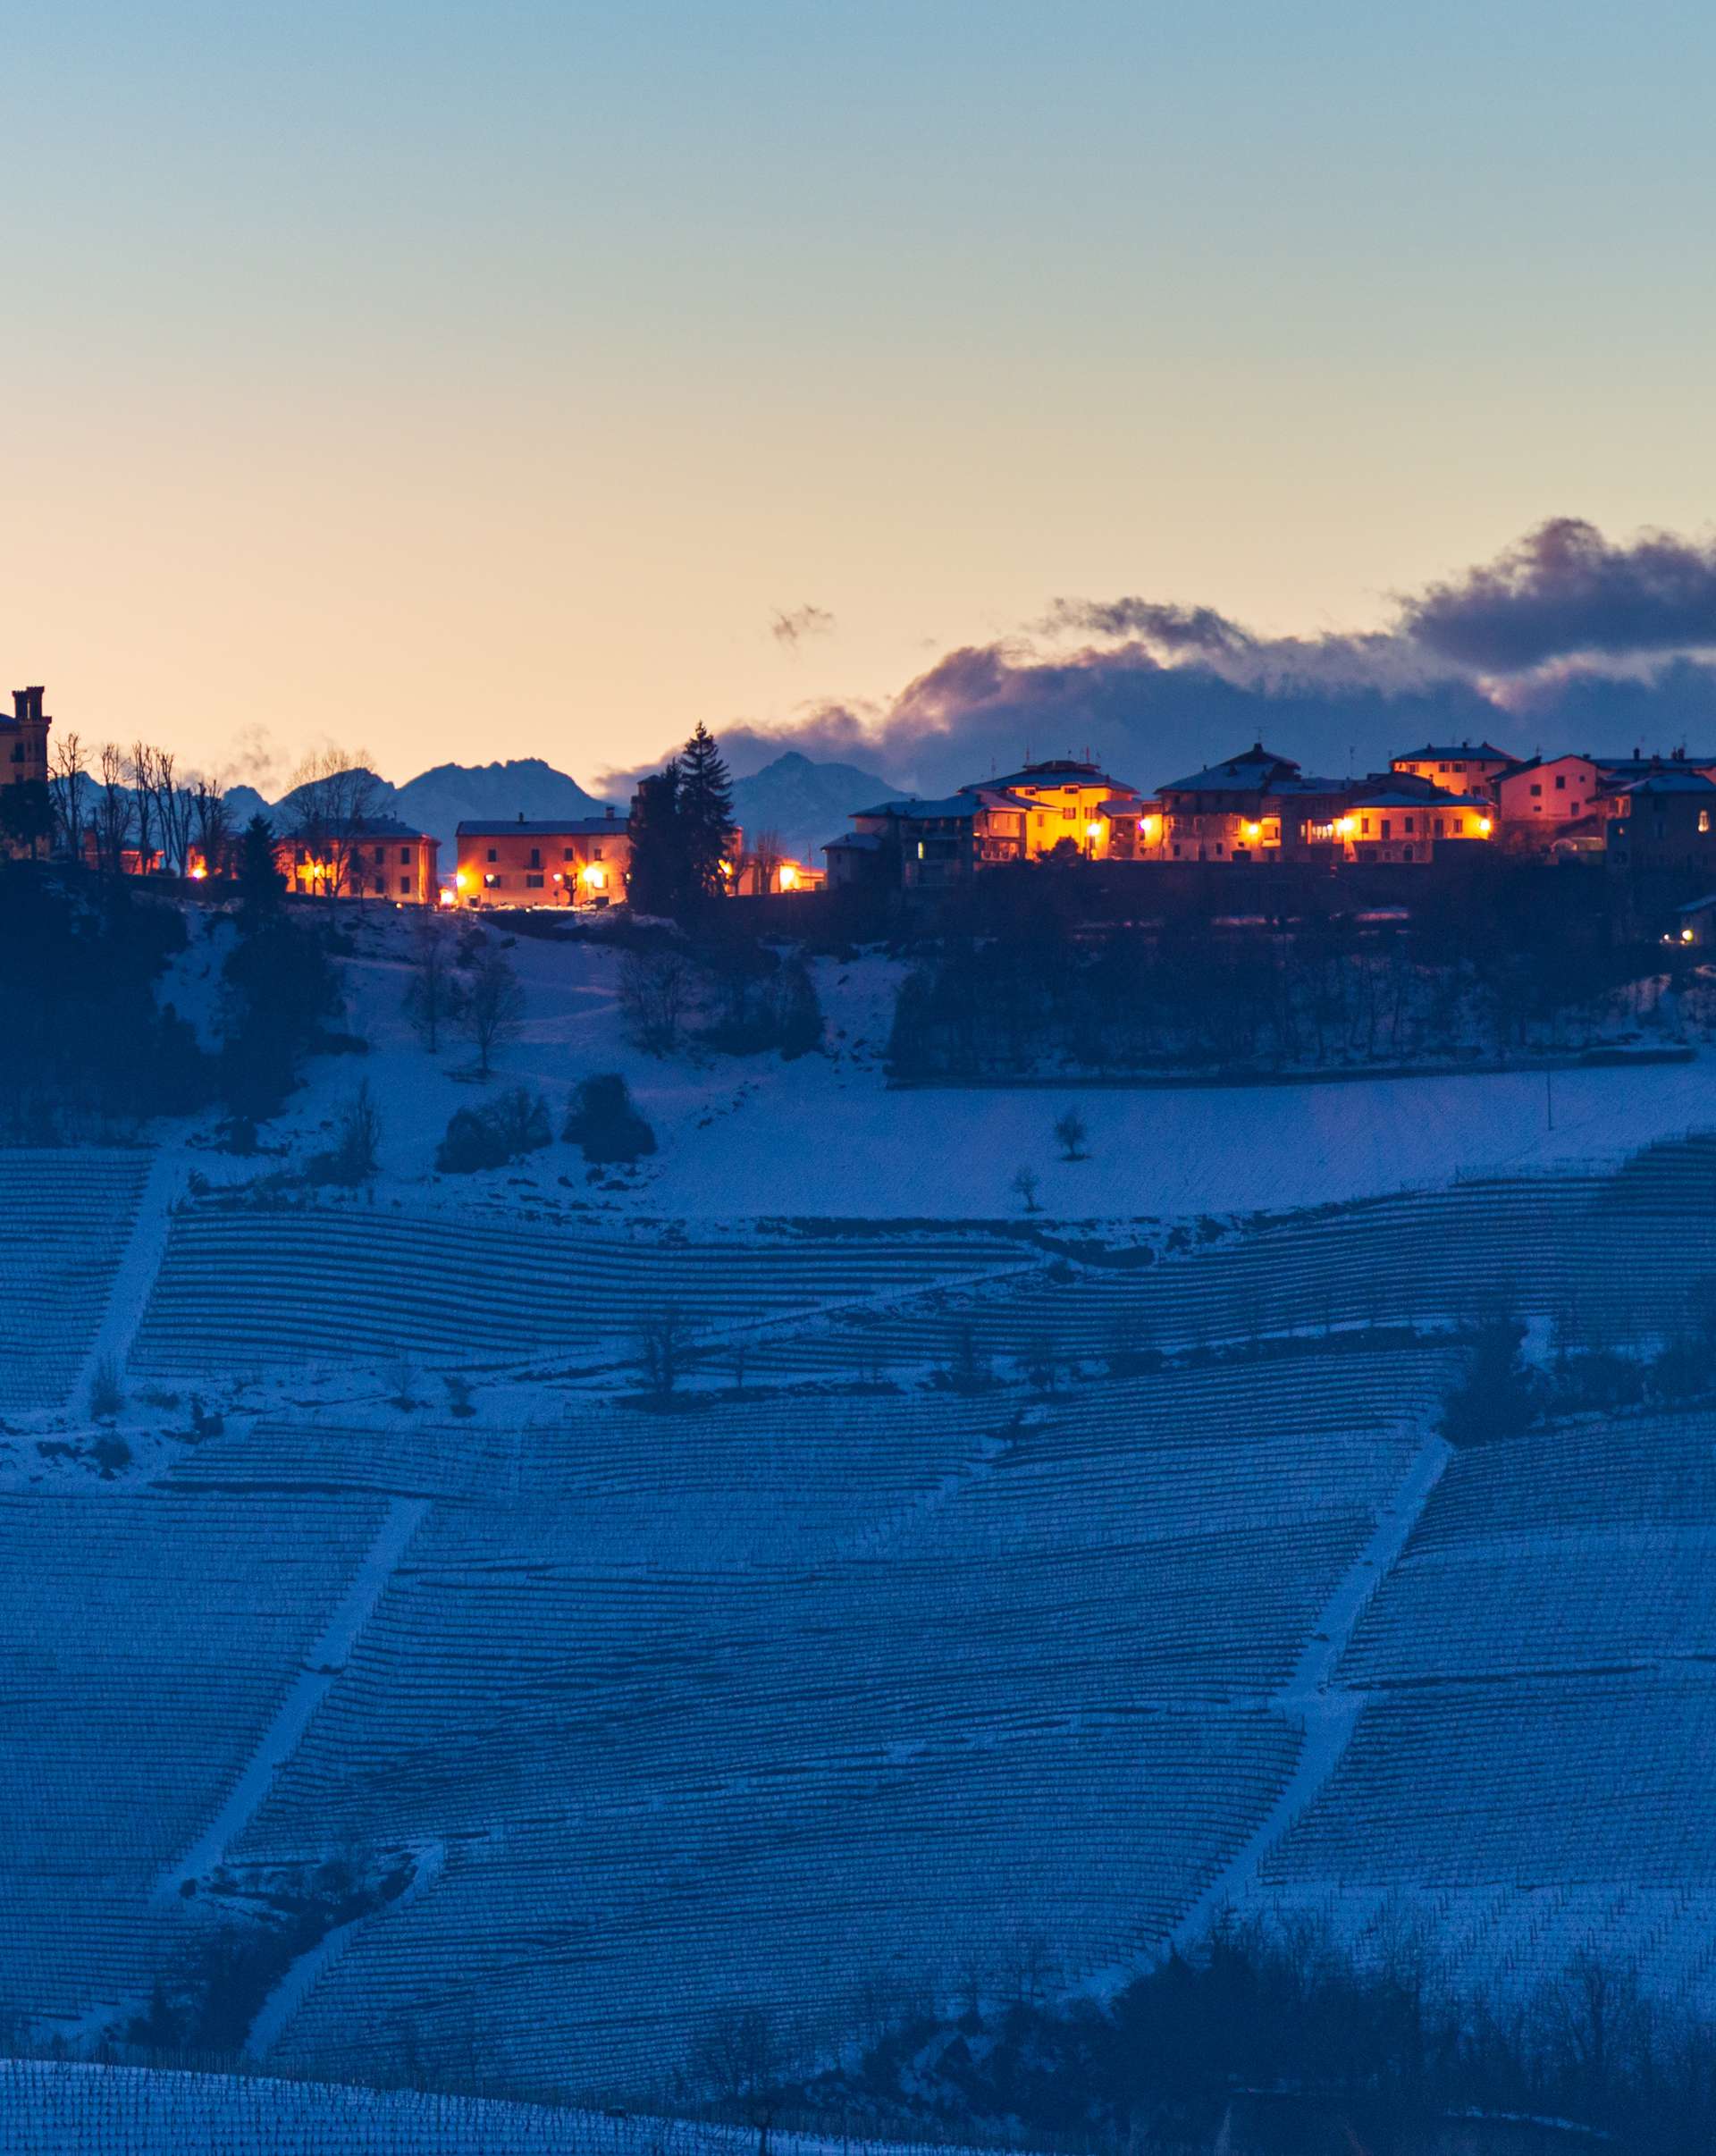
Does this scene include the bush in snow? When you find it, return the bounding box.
[434,1087,551,1175]
[564,1074,656,1164]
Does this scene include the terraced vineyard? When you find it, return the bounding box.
[0,1150,153,1412]
[11,1132,1716,2101]
[128,1207,1037,1380]
[0,1490,397,2026]
[1249,1406,1716,2015]
[0,2060,980,2156]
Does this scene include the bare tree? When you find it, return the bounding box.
[460,942,525,1077]
[190,775,231,878]
[637,1307,686,1400]
[403,914,465,1053]
[618,948,697,1054]
[48,731,88,860]
[287,745,379,897]
[1054,1107,1089,1162]
[95,743,131,874]
[128,741,156,870]
[749,827,786,895]
[1012,1165,1041,1213]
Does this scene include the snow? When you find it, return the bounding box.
[250,909,1716,1224]
[0,2060,1008,2156]
[156,1498,430,1898]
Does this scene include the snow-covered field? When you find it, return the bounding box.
[164,906,1716,1223]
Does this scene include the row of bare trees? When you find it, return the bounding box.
[35,735,381,891]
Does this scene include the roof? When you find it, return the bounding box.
[853,795,978,821]
[1616,771,1716,796]
[1158,744,1301,794]
[1392,742,1515,762]
[1348,788,1490,811]
[1678,895,1716,915]
[350,816,437,842]
[982,759,1139,795]
[457,817,628,837]
[824,830,886,853]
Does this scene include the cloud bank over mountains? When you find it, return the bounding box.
[668,520,1716,800]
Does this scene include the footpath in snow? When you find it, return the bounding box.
[156,1497,431,1899]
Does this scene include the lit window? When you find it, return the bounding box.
[1702,810,1712,834]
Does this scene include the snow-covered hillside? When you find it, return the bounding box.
[0,2061,991,2156]
[190,905,1716,1224]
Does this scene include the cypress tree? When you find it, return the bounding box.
[677,722,735,902]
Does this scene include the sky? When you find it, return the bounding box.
[7,2,1716,793]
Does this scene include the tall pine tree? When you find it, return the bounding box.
[677,723,735,903]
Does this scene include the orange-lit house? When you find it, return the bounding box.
[979,758,1148,860]
[1390,741,1518,793]
[455,811,629,907]
[1336,785,1493,863]
[829,758,1151,888]
[734,852,825,895]
[275,817,440,903]
[1157,745,1350,862]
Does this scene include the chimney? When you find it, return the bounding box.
[517,811,525,822]
[12,690,27,724]
[27,686,44,724]
[605,804,615,820]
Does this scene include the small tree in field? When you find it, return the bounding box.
[618,949,696,1054]
[638,1308,686,1401]
[564,1074,656,1163]
[1054,1107,1089,1161]
[1012,1166,1041,1214]
[461,943,525,1077]
[403,914,464,1053]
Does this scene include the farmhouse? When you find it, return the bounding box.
[455,810,629,907]
[276,817,440,904]
[1390,740,1518,791]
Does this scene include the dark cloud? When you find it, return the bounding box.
[1401,518,1716,673]
[611,522,1716,803]
[770,603,836,651]
[1040,596,1255,656]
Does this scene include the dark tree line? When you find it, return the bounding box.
[889,896,1667,1080]
[629,722,736,919]
[0,832,343,1140]
[774,1918,1716,2154]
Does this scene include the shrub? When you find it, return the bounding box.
[770,956,823,1058]
[304,1079,382,1186]
[564,1074,657,1164]
[1441,1318,1541,1445]
[433,1087,552,1175]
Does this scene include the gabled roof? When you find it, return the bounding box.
[1392,741,1515,762]
[1596,754,1716,778]
[1158,743,1300,793]
[457,817,628,837]
[982,759,1139,796]
[854,795,980,821]
[824,830,886,853]
[350,816,437,842]
[1616,770,1716,796]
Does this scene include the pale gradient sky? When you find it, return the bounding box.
[6,1,1715,787]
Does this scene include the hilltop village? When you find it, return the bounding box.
[7,684,1716,922]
